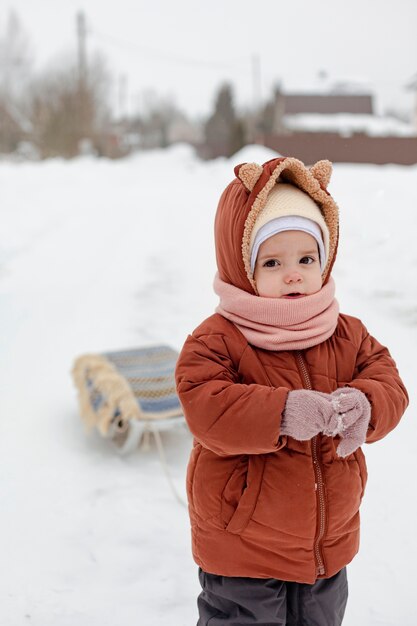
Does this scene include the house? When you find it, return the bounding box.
[260,77,417,164]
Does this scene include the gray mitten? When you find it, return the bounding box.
[281,389,335,441]
[330,387,371,457]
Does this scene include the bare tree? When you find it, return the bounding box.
[0,11,33,152]
[29,52,111,158]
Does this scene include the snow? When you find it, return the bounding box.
[283,113,416,137]
[231,144,282,163]
[1,144,416,625]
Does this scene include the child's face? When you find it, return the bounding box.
[253,230,323,299]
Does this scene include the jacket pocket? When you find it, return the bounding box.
[353,448,368,498]
[221,455,266,534]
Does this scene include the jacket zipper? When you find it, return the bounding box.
[295,350,326,577]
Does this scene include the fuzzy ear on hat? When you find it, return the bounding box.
[310,160,332,189]
[235,162,263,192]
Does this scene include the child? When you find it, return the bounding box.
[175,156,408,625]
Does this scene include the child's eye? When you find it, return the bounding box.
[263,259,280,268]
[300,256,315,265]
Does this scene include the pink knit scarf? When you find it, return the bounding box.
[214,273,339,351]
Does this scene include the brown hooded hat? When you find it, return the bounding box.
[214,156,339,294]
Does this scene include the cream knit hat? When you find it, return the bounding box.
[249,183,330,272]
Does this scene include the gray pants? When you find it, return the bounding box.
[197,567,348,626]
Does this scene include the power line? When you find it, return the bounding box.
[90,27,250,72]
[77,11,87,85]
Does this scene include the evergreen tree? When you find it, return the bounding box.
[205,83,245,158]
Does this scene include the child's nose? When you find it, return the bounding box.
[284,271,303,284]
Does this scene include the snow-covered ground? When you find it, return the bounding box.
[1,145,416,625]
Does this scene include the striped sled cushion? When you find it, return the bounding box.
[72,345,184,453]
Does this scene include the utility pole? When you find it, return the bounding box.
[252,54,262,112]
[77,11,87,88]
[76,11,88,144]
[118,73,128,121]
[251,54,262,144]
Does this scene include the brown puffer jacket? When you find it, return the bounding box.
[175,157,408,584]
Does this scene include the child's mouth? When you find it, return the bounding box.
[281,292,305,299]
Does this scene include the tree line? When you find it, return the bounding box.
[0,12,278,160]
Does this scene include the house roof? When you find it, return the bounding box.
[282,94,374,115]
[283,113,416,137]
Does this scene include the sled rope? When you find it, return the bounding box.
[150,425,187,508]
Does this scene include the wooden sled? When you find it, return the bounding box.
[72,344,185,453]
[72,344,187,504]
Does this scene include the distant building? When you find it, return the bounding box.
[282,93,373,115]
[167,115,204,146]
[267,80,415,138]
[283,112,414,138]
[124,111,202,152]
[260,76,417,165]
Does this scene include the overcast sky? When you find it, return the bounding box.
[2,0,417,119]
